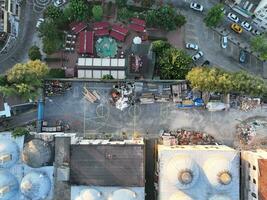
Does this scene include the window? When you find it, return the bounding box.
[251,192,257,198]
[253,178,256,184]
[253,165,256,170]
[248,163,251,168]
[248,175,251,181]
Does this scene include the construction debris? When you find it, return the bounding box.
[83,87,100,103]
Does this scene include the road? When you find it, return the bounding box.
[0,0,50,73]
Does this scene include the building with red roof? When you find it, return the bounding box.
[131,18,146,27]
[112,24,128,35]
[93,22,110,30]
[94,29,110,37]
[71,22,87,35]
[78,31,94,54]
[129,18,146,32]
[129,24,145,32]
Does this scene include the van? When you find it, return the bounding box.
[221,36,227,49]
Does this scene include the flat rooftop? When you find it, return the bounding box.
[70,143,145,186]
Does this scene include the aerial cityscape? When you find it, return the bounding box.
[0,0,267,199]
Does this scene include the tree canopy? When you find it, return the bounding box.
[92,5,103,21]
[186,67,267,96]
[28,45,42,60]
[0,60,49,99]
[204,4,224,27]
[115,0,127,7]
[12,127,29,138]
[66,0,91,21]
[251,33,267,60]
[102,74,114,80]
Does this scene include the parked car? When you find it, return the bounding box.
[227,13,239,23]
[231,23,243,34]
[221,36,228,49]
[206,102,226,111]
[186,43,199,50]
[201,60,210,66]
[54,0,66,7]
[239,50,246,63]
[241,21,252,31]
[36,18,44,28]
[251,29,261,36]
[190,2,204,12]
[192,51,204,61]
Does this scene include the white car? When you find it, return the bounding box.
[227,13,239,23]
[190,3,204,12]
[186,43,199,50]
[206,102,227,111]
[221,36,228,49]
[192,51,204,61]
[36,18,44,28]
[54,0,66,7]
[241,21,252,31]
[251,29,261,36]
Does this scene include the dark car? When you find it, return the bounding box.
[201,60,210,66]
[239,50,246,63]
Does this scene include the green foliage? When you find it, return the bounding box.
[146,6,186,31]
[186,67,267,96]
[0,75,8,86]
[44,5,63,20]
[102,74,114,80]
[158,47,192,79]
[141,0,152,7]
[204,4,224,27]
[12,127,29,138]
[66,0,91,21]
[152,40,171,54]
[28,46,42,60]
[251,33,267,60]
[46,68,66,78]
[117,7,134,21]
[3,60,49,99]
[92,5,103,21]
[115,0,127,7]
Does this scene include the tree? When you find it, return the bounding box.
[44,5,63,20]
[159,47,192,79]
[66,0,91,21]
[102,74,114,80]
[92,5,103,21]
[115,0,127,7]
[46,68,66,78]
[251,34,267,60]
[5,60,49,99]
[117,7,134,21]
[0,75,8,86]
[152,40,171,54]
[12,127,29,138]
[204,4,224,27]
[28,45,42,60]
[175,14,187,27]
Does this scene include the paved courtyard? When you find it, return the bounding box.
[43,81,267,147]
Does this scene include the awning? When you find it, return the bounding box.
[110,30,125,41]
[129,24,145,32]
[78,31,94,54]
[93,22,110,30]
[94,29,109,36]
[112,25,128,35]
[72,22,87,34]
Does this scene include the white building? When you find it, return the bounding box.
[241,149,267,200]
[252,0,267,31]
[157,145,240,200]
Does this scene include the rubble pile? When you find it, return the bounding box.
[240,98,261,111]
[45,81,72,96]
[161,129,217,145]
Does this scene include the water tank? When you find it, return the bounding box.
[0,139,20,168]
[165,155,200,189]
[22,139,52,168]
[75,188,102,200]
[20,171,51,200]
[109,188,137,200]
[0,170,19,200]
[203,156,236,191]
[169,191,194,200]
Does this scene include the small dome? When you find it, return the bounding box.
[0,139,20,168]
[209,194,231,200]
[20,171,51,200]
[22,139,52,168]
[133,37,142,44]
[109,189,137,200]
[165,155,199,189]
[76,188,102,200]
[0,170,19,200]
[203,156,236,190]
[169,191,194,200]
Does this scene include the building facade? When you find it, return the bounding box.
[241,149,267,200]
[156,145,240,200]
[252,1,267,31]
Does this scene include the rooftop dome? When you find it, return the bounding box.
[0,139,20,168]
[0,170,19,200]
[109,189,137,200]
[203,156,237,191]
[22,139,52,168]
[20,171,51,200]
[75,188,102,200]
[169,191,194,200]
[165,155,199,189]
[209,194,231,200]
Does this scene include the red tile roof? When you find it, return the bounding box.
[72,22,87,34]
[110,30,125,42]
[129,24,145,32]
[131,18,146,27]
[93,22,110,30]
[94,29,109,36]
[79,31,94,54]
[112,24,128,35]
[259,159,267,200]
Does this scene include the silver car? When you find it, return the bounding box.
[190,2,204,12]
[186,43,199,50]
[241,21,252,31]
[221,36,228,49]
[227,13,239,23]
[192,51,204,61]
